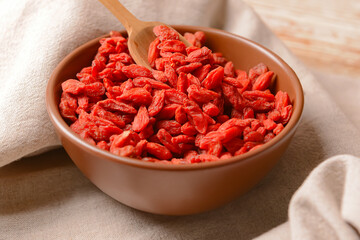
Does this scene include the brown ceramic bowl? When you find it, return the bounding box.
[46,25,303,215]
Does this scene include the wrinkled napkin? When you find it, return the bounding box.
[1,0,360,239]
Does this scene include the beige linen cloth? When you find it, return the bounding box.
[0,0,359,239]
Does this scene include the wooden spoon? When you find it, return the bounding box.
[98,0,191,69]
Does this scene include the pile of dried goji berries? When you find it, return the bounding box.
[59,25,293,164]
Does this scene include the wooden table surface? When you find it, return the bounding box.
[243,0,360,77]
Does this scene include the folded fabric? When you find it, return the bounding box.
[1,0,360,239]
[0,0,225,167]
[255,154,360,240]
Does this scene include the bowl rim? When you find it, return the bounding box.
[46,25,304,171]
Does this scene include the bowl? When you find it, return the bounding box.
[46,25,304,215]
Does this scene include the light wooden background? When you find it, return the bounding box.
[243,0,360,77]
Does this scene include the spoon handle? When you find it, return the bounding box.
[98,0,140,33]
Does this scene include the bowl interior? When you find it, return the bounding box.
[47,25,303,170]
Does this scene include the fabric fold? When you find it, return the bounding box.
[255,155,360,240]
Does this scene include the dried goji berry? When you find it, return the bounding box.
[92,105,125,128]
[171,158,188,164]
[132,105,150,132]
[118,114,134,124]
[267,109,281,122]
[186,46,200,55]
[148,89,165,117]
[121,64,153,78]
[190,154,219,163]
[223,77,243,88]
[224,61,235,77]
[193,64,211,81]
[119,79,135,93]
[159,40,186,54]
[59,92,78,122]
[109,53,133,64]
[61,79,85,95]
[211,52,227,65]
[133,139,147,157]
[243,107,254,119]
[172,135,195,145]
[249,144,263,152]
[234,142,260,156]
[77,95,90,113]
[216,115,229,124]
[195,133,205,147]
[155,58,170,71]
[98,124,123,141]
[220,126,243,143]
[231,109,243,119]
[243,126,252,137]
[169,53,187,67]
[156,120,182,136]
[91,56,106,77]
[198,131,221,149]
[133,77,170,89]
[97,141,110,151]
[273,123,284,135]
[156,103,180,119]
[164,64,178,87]
[184,33,202,48]
[152,69,168,82]
[256,113,267,122]
[70,120,95,145]
[245,99,274,112]
[202,102,220,117]
[153,25,179,41]
[139,123,154,140]
[177,72,189,93]
[97,99,137,114]
[59,28,294,164]
[187,47,212,63]
[181,122,198,136]
[204,112,216,125]
[175,106,188,124]
[176,62,202,74]
[281,105,293,124]
[248,63,268,84]
[218,118,251,132]
[243,90,275,102]
[275,91,290,111]
[222,83,244,111]
[187,84,220,104]
[220,152,232,160]
[252,71,274,91]
[187,73,201,86]
[157,129,181,154]
[264,132,275,143]
[118,88,153,106]
[207,141,223,157]
[223,138,244,154]
[110,130,140,148]
[194,31,206,45]
[146,142,172,160]
[256,127,267,136]
[85,82,105,97]
[202,66,224,90]
[183,100,208,134]
[263,118,277,131]
[207,123,221,132]
[235,69,247,81]
[164,89,187,105]
[251,119,262,131]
